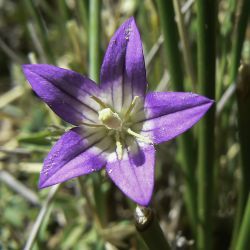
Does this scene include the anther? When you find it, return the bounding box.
[91,96,109,109]
[115,132,123,160]
[81,122,104,128]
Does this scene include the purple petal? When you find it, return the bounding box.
[23,64,101,125]
[100,17,147,113]
[39,127,113,188]
[106,140,155,206]
[133,92,214,144]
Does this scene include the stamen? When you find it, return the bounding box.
[81,122,104,128]
[126,128,153,144]
[124,96,139,119]
[91,96,109,109]
[115,132,123,160]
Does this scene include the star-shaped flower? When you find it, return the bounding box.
[23,17,213,206]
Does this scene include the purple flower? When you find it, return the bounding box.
[22,17,213,206]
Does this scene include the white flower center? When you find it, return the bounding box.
[88,95,152,160]
[98,108,122,130]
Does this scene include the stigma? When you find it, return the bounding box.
[98,108,122,130]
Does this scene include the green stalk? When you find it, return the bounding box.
[231,64,250,249]
[78,0,89,33]
[87,0,107,226]
[156,0,183,91]
[229,0,250,83]
[135,206,171,250]
[235,195,250,250]
[216,40,228,100]
[196,0,216,249]
[89,0,101,82]
[172,0,196,89]
[156,0,197,233]
[228,0,250,247]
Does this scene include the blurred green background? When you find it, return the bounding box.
[0,0,249,249]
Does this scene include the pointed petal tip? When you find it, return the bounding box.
[22,64,44,77]
[203,95,215,103]
[38,179,47,189]
[38,172,62,189]
[123,16,135,24]
[115,179,153,206]
[106,144,155,207]
[38,179,58,190]
[38,173,55,189]
[140,92,215,144]
[22,64,28,70]
[128,16,135,23]
[203,96,215,109]
[134,194,152,207]
[22,64,32,74]
[209,98,215,104]
[127,183,153,206]
[22,63,39,71]
[22,64,51,72]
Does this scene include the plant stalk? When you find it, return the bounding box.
[135,206,171,250]
[156,0,197,234]
[196,0,216,249]
[235,194,250,250]
[229,0,250,83]
[231,64,250,249]
[172,0,196,89]
[89,0,101,82]
[228,0,250,247]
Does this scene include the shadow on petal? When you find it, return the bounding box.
[126,137,146,167]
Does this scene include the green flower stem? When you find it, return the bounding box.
[196,0,216,249]
[135,206,170,250]
[231,64,250,249]
[229,0,250,83]
[156,0,197,233]
[89,0,101,82]
[235,194,250,250]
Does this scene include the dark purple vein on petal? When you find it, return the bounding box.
[134,101,212,124]
[43,135,112,184]
[35,72,99,117]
